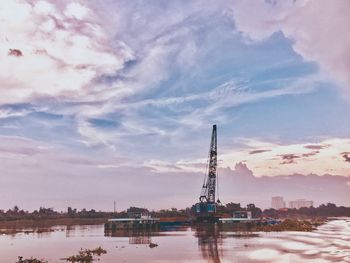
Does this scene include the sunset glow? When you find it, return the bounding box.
[0,0,349,211]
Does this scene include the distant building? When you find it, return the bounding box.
[271,196,286,210]
[233,211,252,219]
[289,199,313,209]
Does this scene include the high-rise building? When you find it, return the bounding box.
[289,199,313,209]
[271,196,285,210]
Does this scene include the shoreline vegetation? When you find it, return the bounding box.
[1,202,349,222]
[0,202,347,234]
[1,203,348,220]
[252,218,328,232]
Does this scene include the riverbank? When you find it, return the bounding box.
[0,217,329,234]
[0,218,108,235]
[253,218,328,232]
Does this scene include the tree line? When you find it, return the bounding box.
[0,202,349,221]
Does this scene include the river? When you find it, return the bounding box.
[0,218,349,262]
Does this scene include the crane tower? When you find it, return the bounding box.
[195,124,220,222]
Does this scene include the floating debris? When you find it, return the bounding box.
[149,242,158,248]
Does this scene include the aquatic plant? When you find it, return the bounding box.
[16,256,48,263]
[62,247,107,263]
[16,247,107,263]
[149,242,158,248]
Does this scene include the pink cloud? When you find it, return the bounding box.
[220,163,350,209]
[0,0,132,104]
[279,153,300,165]
[249,149,271,155]
[0,135,348,210]
[341,152,350,163]
[304,144,330,150]
[232,0,350,93]
[221,138,350,176]
[8,49,23,57]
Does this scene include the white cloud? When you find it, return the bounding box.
[231,0,350,93]
[0,108,30,119]
[64,2,90,19]
[0,0,131,104]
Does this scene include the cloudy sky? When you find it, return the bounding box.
[0,0,349,211]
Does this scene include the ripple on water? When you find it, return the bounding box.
[332,238,350,248]
[254,237,279,244]
[321,245,341,253]
[280,241,316,251]
[328,249,350,259]
[286,235,325,245]
[248,248,280,261]
[343,255,350,262]
[303,249,321,256]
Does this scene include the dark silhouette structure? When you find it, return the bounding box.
[195,125,220,222]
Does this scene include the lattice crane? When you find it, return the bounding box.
[195,125,220,222]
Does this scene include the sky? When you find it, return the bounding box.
[0,0,349,211]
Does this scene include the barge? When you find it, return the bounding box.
[105,216,160,231]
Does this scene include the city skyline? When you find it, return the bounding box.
[271,196,314,210]
[0,0,349,211]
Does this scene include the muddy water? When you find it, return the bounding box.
[0,218,349,263]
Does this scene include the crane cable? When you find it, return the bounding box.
[200,138,212,198]
[216,170,221,204]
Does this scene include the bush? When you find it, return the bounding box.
[16,256,48,263]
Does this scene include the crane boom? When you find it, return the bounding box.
[195,125,219,222]
[199,125,217,203]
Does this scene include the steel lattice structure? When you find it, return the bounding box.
[199,124,217,204]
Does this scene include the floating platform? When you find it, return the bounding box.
[105,218,160,231]
[219,218,260,224]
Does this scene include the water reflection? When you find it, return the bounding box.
[105,224,225,262]
[0,219,349,262]
[105,229,155,244]
[193,224,223,263]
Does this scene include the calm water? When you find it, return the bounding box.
[0,218,350,263]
